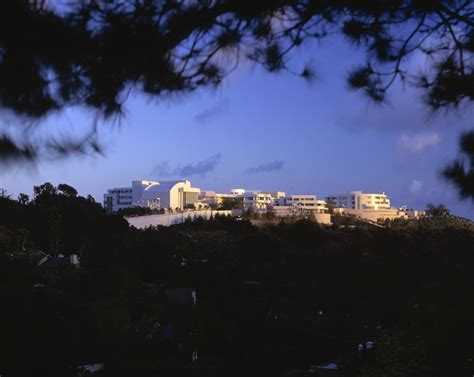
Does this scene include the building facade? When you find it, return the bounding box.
[276,195,327,213]
[326,191,391,210]
[104,180,200,212]
[198,191,241,207]
[198,189,329,213]
[243,191,275,209]
[103,187,133,212]
[199,189,280,210]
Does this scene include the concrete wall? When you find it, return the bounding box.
[334,208,406,221]
[312,213,332,225]
[126,210,237,229]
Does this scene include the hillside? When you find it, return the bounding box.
[0,186,473,376]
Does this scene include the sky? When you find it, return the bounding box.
[1,36,474,219]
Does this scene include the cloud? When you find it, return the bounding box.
[153,153,221,177]
[194,100,229,123]
[245,160,285,174]
[398,132,441,153]
[409,179,423,195]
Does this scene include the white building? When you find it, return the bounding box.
[243,191,276,209]
[326,191,391,210]
[268,192,287,201]
[198,190,240,207]
[315,199,327,212]
[104,180,200,212]
[198,190,219,206]
[277,195,327,213]
[199,188,281,210]
[103,187,133,212]
[199,189,328,212]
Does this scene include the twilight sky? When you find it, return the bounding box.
[2,36,474,218]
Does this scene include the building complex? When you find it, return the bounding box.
[104,180,424,222]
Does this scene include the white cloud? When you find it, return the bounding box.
[152,153,221,177]
[409,179,423,195]
[398,132,441,153]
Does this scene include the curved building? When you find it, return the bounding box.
[104,179,200,212]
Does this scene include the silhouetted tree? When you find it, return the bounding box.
[443,131,474,199]
[0,188,10,198]
[33,182,57,198]
[0,0,473,197]
[58,183,78,197]
[326,199,336,215]
[17,193,30,205]
[118,206,155,217]
[220,197,244,210]
[425,203,451,218]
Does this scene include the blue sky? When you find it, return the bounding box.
[2,36,474,218]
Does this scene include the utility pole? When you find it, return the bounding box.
[0,188,7,197]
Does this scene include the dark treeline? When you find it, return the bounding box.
[0,184,473,377]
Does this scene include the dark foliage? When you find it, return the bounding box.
[3,0,471,117]
[1,1,474,197]
[117,206,161,216]
[425,202,451,217]
[444,131,474,199]
[0,183,473,376]
[219,197,244,210]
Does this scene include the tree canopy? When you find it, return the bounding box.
[443,131,474,199]
[426,202,451,217]
[1,0,474,198]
